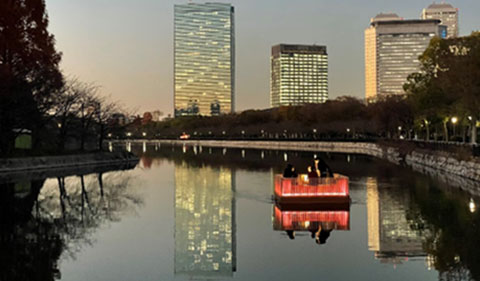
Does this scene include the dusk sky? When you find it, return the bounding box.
[45,0,480,115]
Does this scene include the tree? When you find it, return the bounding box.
[0,0,63,155]
[51,79,84,151]
[437,33,480,144]
[407,33,480,144]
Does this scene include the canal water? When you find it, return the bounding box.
[1,142,479,281]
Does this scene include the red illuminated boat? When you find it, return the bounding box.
[274,174,350,209]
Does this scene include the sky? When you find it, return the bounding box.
[45,0,480,116]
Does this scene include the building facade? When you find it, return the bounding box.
[270,44,328,107]
[422,2,458,38]
[174,3,235,117]
[365,14,444,99]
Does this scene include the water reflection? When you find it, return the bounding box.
[0,163,140,281]
[273,206,350,244]
[174,162,236,279]
[366,177,426,265]
[137,143,480,280]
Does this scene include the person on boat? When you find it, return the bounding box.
[283,164,298,178]
[313,156,333,178]
[307,165,318,178]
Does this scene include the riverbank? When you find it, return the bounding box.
[138,139,480,183]
[0,151,139,175]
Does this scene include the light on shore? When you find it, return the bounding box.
[469,198,476,213]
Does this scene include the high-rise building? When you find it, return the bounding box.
[365,14,444,99]
[422,2,459,38]
[174,3,235,117]
[270,44,328,107]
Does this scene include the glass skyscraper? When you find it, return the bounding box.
[270,44,328,107]
[365,14,444,99]
[174,3,235,117]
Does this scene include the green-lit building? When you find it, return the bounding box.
[174,3,235,117]
[270,44,328,107]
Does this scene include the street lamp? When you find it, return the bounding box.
[469,198,476,213]
[451,117,458,140]
[142,132,147,137]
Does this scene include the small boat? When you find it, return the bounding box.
[274,174,350,210]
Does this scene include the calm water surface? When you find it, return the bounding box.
[1,143,479,281]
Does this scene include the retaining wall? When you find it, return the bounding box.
[0,151,139,174]
[153,139,480,182]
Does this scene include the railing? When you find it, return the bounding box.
[274,174,349,198]
[273,206,350,231]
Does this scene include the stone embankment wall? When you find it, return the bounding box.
[405,151,480,182]
[154,139,480,183]
[0,151,138,174]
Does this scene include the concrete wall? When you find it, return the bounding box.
[0,151,138,174]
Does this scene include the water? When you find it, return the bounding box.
[1,143,479,281]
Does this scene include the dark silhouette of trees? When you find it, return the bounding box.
[405,33,480,144]
[137,96,411,141]
[0,0,63,155]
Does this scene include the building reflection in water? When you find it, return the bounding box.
[366,177,426,265]
[174,162,236,279]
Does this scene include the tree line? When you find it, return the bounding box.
[0,0,125,156]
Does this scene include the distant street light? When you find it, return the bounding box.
[108,133,112,138]
[57,123,62,128]
[451,117,458,140]
[469,198,476,213]
[346,128,351,133]
[126,132,132,137]
[398,126,402,131]
[142,132,147,137]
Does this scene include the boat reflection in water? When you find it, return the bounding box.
[273,173,350,244]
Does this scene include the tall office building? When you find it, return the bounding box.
[270,44,328,107]
[422,2,459,38]
[174,3,235,117]
[174,163,236,278]
[365,14,444,99]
